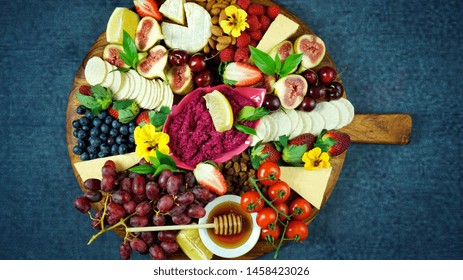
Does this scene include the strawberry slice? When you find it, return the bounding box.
[133,0,163,21]
[193,162,227,195]
[108,106,119,120]
[223,62,263,87]
[135,110,151,125]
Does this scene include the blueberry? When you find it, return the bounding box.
[78,139,87,148]
[77,130,87,139]
[76,106,86,115]
[90,127,100,137]
[115,135,126,145]
[110,128,119,137]
[72,120,81,129]
[79,116,90,126]
[106,136,116,146]
[87,145,97,154]
[129,126,135,134]
[100,143,111,155]
[128,121,136,128]
[99,133,108,142]
[118,144,128,154]
[129,134,135,143]
[119,125,129,135]
[97,151,106,158]
[92,118,103,128]
[112,120,121,129]
[80,152,90,161]
[85,109,94,119]
[81,125,90,131]
[105,116,114,125]
[73,146,83,155]
[73,129,79,138]
[128,143,135,150]
[89,153,97,160]
[90,137,102,148]
[98,111,109,120]
[111,144,119,155]
[100,124,110,135]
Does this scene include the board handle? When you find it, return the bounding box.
[340,114,412,145]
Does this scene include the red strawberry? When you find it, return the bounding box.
[237,0,251,10]
[79,85,92,96]
[288,133,316,149]
[314,130,351,156]
[261,142,281,163]
[248,3,265,16]
[133,0,162,21]
[266,5,280,20]
[108,106,119,119]
[193,162,227,195]
[281,133,316,165]
[219,46,235,62]
[108,100,140,123]
[135,110,151,125]
[222,62,263,87]
[250,142,281,168]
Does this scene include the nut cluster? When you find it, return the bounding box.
[217,152,262,196]
[195,0,238,53]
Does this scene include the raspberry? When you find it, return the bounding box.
[236,32,251,48]
[249,30,263,42]
[219,46,236,62]
[247,15,261,31]
[259,15,271,33]
[79,85,92,96]
[266,5,280,20]
[249,40,258,48]
[237,0,251,10]
[234,48,250,63]
[248,3,265,16]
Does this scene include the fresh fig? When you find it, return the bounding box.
[103,44,130,68]
[294,34,326,69]
[137,45,168,80]
[135,16,164,52]
[274,74,308,109]
[166,64,194,95]
[269,40,294,63]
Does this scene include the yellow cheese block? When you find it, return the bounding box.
[74,152,141,181]
[279,166,332,209]
[256,14,300,54]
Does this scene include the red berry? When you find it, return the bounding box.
[236,32,251,48]
[79,85,92,96]
[237,0,251,10]
[249,40,258,48]
[218,46,235,62]
[258,15,271,32]
[194,70,213,87]
[188,53,207,73]
[135,110,150,125]
[234,48,250,63]
[247,15,261,31]
[249,30,263,42]
[318,66,337,84]
[266,5,280,20]
[168,49,189,66]
[248,3,265,16]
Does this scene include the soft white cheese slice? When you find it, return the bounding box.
[256,14,300,54]
[279,166,332,209]
[159,0,185,25]
[74,152,141,181]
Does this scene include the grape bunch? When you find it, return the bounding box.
[74,159,215,260]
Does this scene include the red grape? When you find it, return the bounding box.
[129,215,149,227]
[172,213,191,225]
[132,175,146,195]
[158,231,177,242]
[120,242,132,260]
[101,175,116,192]
[145,181,160,201]
[74,196,91,213]
[166,175,182,195]
[84,190,102,203]
[176,192,195,205]
[149,244,166,260]
[101,165,117,179]
[152,214,166,226]
[140,232,156,245]
[106,202,125,221]
[130,237,147,254]
[191,186,211,203]
[184,172,196,188]
[119,177,133,194]
[104,160,116,169]
[157,195,174,212]
[123,200,137,214]
[168,204,187,216]
[187,204,206,219]
[135,201,151,216]
[160,241,179,254]
[112,190,131,204]
[158,169,173,189]
[83,178,101,191]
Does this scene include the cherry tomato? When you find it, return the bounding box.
[289,198,313,221]
[257,162,281,186]
[240,191,264,213]
[274,201,289,221]
[256,207,277,229]
[267,180,291,203]
[285,220,309,241]
[261,223,281,242]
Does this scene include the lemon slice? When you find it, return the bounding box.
[204,90,234,132]
[106,7,140,44]
[176,227,213,260]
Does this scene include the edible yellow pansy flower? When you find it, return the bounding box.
[134,123,170,162]
[302,147,331,171]
[219,5,250,37]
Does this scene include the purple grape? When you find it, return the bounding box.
[136,201,152,216]
[176,192,195,205]
[168,204,187,216]
[112,190,131,204]
[130,237,147,253]
[119,177,133,194]
[129,215,149,227]
[152,214,166,226]
[145,181,160,201]
[106,215,120,226]
[123,200,137,214]
[157,195,174,212]
[140,231,156,245]
[191,186,211,203]
[184,172,196,188]
[84,190,102,203]
[101,175,116,192]
[172,213,191,225]
[158,231,177,242]
[145,173,157,182]
[83,178,101,191]
[106,202,125,221]
[120,242,132,260]
[158,170,173,189]
[149,244,166,260]
[102,165,117,179]
[166,175,182,195]
[203,192,217,203]
[132,175,146,195]
[74,196,91,213]
[187,204,206,219]
[160,241,179,254]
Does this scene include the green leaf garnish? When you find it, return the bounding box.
[128,164,156,174]
[156,149,177,168]
[280,53,303,77]
[249,46,303,79]
[150,106,171,128]
[234,124,257,136]
[131,151,181,176]
[249,46,276,76]
[237,106,269,122]
[75,85,112,116]
[117,30,139,69]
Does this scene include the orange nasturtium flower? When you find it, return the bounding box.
[134,123,170,162]
[302,147,331,170]
[219,5,250,37]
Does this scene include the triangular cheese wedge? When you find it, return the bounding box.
[279,166,332,209]
[159,0,185,25]
[74,152,141,181]
[256,14,300,54]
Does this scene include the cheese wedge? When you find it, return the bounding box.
[256,14,300,54]
[74,152,141,181]
[159,0,185,24]
[279,166,332,209]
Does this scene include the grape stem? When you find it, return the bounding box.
[87,213,136,245]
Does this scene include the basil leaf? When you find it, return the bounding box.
[280,53,303,77]
[116,50,133,68]
[129,164,156,175]
[156,149,177,168]
[249,46,276,76]
[237,106,269,122]
[90,85,107,99]
[122,30,138,66]
[159,106,171,115]
[154,164,179,177]
[149,156,161,168]
[234,124,257,136]
[274,53,282,73]
[237,106,255,121]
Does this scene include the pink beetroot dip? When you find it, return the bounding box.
[165,86,257,167]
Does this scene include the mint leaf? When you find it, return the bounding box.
[234,124,257,136]
[155,149,177,168]
[151,106,171,128]
[129,164,156,175]
[113,100,134,110]
[154,164,180,176]
[237,106,269,122]
[159,106,171,115]
[149,156,161,168]
[122,30,138,65]
[117,50,133,69]
[76,93,98,109]
[279,53,303,77]
[274,53,282,73]
[249,46,276,76]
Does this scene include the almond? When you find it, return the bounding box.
[210,7,222,16]
[212,3,227,9]
[206,0,216,11]
[211,25,223,37]
[217,36,232,45]
[211,15,219,25]
[216,42,230,51]
[208,38,217,49]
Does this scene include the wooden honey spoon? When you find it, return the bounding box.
[126,213,242,235]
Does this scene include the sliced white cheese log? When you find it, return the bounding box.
[251,118,270,146]
[263,114,278,142]
[336,98,355,126]
[116,72,131,100]
[284,109,303,139]
[306,110,325,136]
[297,110,313,134]
[139,78,152,109]
[134,77,148,106]
[100,62,114,88]
[154,79,166,109]
[74,152,141,181]
[109,68,122,94]
[85,56,107,86]
[314,102,339,131]
[271,110,291,140]
[126,70,141,100]
[331,99,350,129]
[279,166,332,209]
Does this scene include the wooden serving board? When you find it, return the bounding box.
[66,0,412,259]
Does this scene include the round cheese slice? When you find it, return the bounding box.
[251,117,270,146]
[297,110,313,135]
[337,98,355,126]
[306,110,325,136]
[154,79,166,110]
[271,110,292,141]
[139,79,152,109]
[100,62,114,88]
[115,72,131,100]
[263,115,278,143]
[314,102,339,131]
[126,70,141,101]
[85,56,107,86]
[134,77,148,106]
[331,99,350,129]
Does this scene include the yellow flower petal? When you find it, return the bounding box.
[224,5,239,16]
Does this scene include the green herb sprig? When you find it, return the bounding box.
[234,106,270,136]
[116,30,141,70]
[249,46,303,79]
[129,149,181,176]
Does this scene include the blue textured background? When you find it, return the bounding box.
[0,0,462,260]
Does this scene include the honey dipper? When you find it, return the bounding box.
[126,213,242,235]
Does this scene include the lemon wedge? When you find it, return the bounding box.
[204,90,234,132]
[106,7,140,44]
[176,227,213,260]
